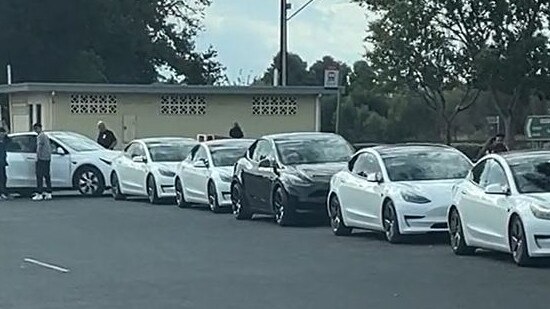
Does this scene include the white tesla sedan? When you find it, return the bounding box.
[328,144,472,243]
[6,131,118,196]
[175,139,254,213]
[110,137,198,204]
[449,151,550,266]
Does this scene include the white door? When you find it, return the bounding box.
[347,153,384,229]
[123,115,136,144]
[184,145,210,202]
[469,160,511,250]
[6,134,37,188]
[128,143,149,195]
[49,139,72,188]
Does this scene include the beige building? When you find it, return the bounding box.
[0,83,336,146]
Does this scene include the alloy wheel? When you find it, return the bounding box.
[449,211,462,251]
[383,205,396,240]
[79,171,99,195]
[274,189,285,224]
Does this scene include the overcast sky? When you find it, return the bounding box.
[195,0,368,83]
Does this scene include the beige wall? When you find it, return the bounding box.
[47,93,317,147]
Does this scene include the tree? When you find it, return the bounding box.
[356,0,483,144]
[0,0,224,84]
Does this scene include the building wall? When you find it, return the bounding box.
[45,92,317,147]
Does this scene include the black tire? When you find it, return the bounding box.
[208,181,222,213]
[75,166,105,197]
[232,182,252,220]
[147,175,161,205]
[175,178,190,209]
[110,173,126,201]
[509,216,531,266]
[273,186,295,227]
[328,195,352,236]
[448,208,475,255]
[382,200,403,243]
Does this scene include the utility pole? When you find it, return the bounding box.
[280,0,289,86]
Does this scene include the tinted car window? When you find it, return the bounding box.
[194,146,208,163]
[352,153,381,176]
[509,155,550,193]
[484,160,508,188]
[7,135,36,153]
[383,149,471,181]
[146,141,195,162]
[252,140,273,162]
[49,132,103,152]
[275,136,353,165]
[471,160,487,185]
[210,145,248,167]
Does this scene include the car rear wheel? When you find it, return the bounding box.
[110,173,126,201]
[273,186,295,227]
[232,182,252,220]
[383,200,403,243]
[509,216,531,266]
[208,182,222,213]
[449,208,475,255]
[175,178,190,209]
[76,166,105,196]
[328,195,352,236]
[147,175,160,204]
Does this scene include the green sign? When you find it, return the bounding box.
[525,116,550,140]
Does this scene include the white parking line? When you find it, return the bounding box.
[23,258,70,273]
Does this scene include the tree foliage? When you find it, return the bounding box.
[0,0,225,84]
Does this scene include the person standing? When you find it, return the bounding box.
[32,123,52,201]
[476,133,509,161]
[0,128,11,200]
[229,122,244,139]
[97,121,117,149]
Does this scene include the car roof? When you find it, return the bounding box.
[263,132,343,141]
[367,143,455,156]
[138,137,197,144]
[203,139,255,147]
[498,150,550,163]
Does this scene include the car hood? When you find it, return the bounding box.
[522,193,550,207]
[391,179,463,203]
[286,162,347,182]
[213,166,233,177]
[154,162,181,171]
[81,149,120,163]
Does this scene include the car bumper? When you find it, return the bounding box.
[396,202,449,234]
[525,216,550,258]
[216,181,232,208]
[157,176,176,198]
[286,182,330,215]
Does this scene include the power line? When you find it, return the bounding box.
[287,0,317,21]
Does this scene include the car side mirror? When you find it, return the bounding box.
[366,172,383,183]
[259,158,274,168]
[485,184,510,195]
[53,147,65,155]
[132,156,147,163]
[194,160,208,168]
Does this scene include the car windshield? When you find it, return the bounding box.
[383,149,471,181]
[510,155,550,193]
[275,136,353,165]
[50,132,104,152]
[210,146,248,166]
[147,141,196,162]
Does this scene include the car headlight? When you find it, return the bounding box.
[158,169,176,177]
[530,204,550,220]
[401,191,431,204]
[219,173,232,183]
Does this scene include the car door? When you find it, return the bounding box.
[6,134,37,188]
[49,139,72,188]
[468,160,512,250]
[185,145,210,202]
[459,159,489,241]
[246,139,276,212]
[346,152,384,229]
[116,143,139,193]
[130,143,149,194]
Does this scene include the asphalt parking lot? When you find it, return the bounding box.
[1,196,549,309]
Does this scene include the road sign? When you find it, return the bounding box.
[324,69,339,89]
[525,115,550,140]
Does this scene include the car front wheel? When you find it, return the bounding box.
[147,175,161,204]
[232,182,252,220]
[208,182,222,213]
[383,200,403,243]
[76,166,105,196]
[328,195,352,236]
[175,178,190,209]
[273,186,295,227]
[110,173,126,201]
[448,208,475,255]
[509,216,531,266]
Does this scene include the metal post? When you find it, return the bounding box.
[280,0,288,86]
[335,89,341,134]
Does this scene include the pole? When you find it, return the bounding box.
[335,89,341,134]
[280,0,288,86]
[6,64,12,84]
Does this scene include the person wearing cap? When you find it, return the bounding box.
[0,127,11,200]
[32,123,52,201]
[97,121,117,150]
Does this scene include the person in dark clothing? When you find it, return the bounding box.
[97,121,117,149]
[0,127,11,199]
[229,122,244,139]
[476,133,509,161]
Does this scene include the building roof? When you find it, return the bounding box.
[0,82,340,96]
